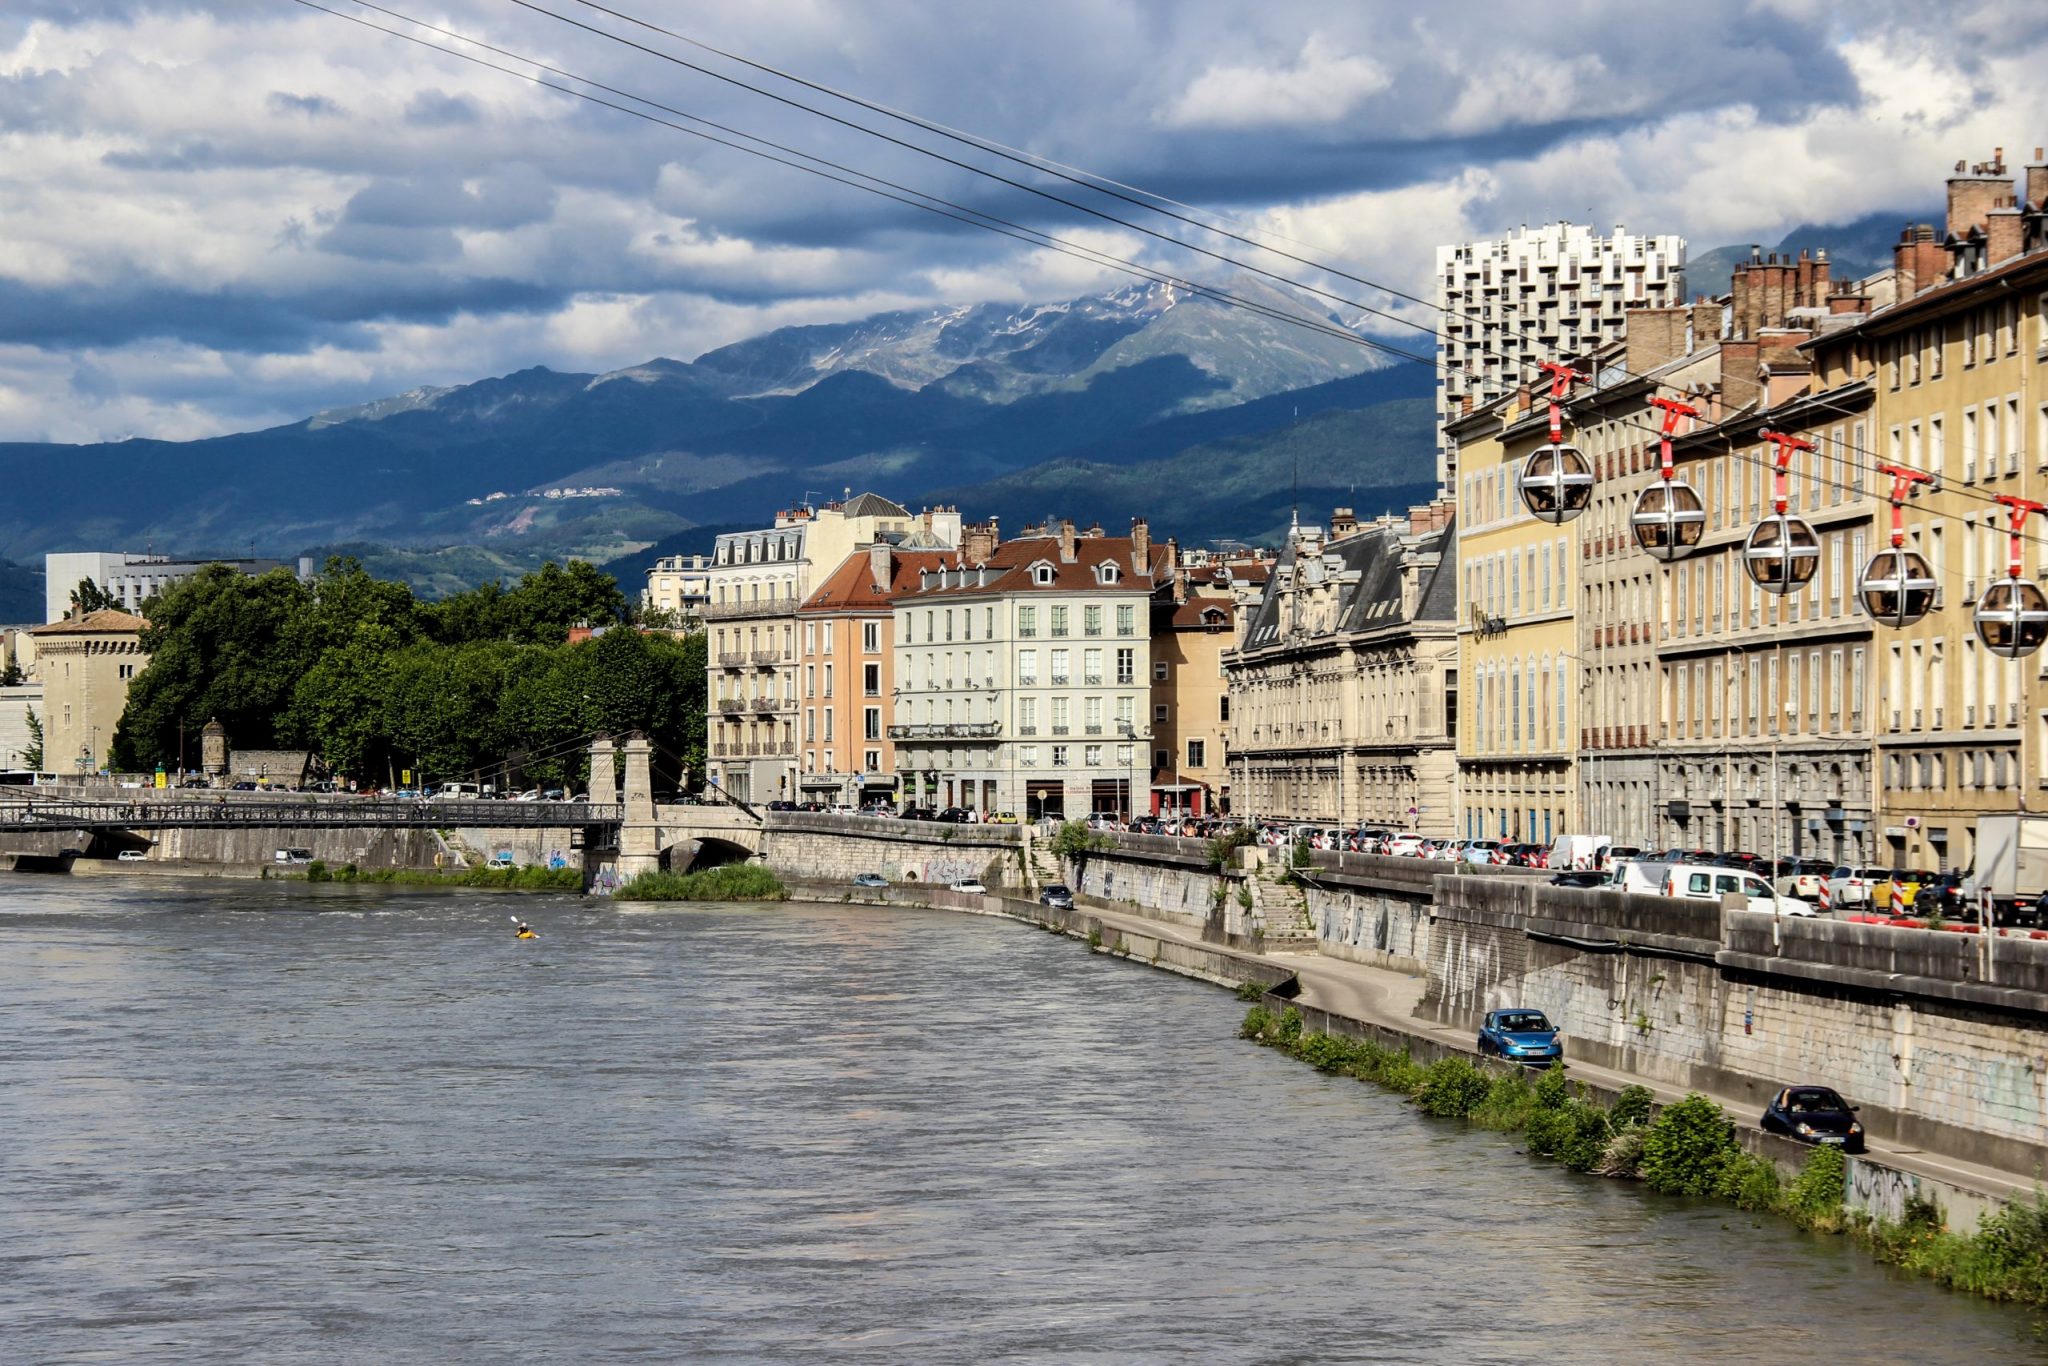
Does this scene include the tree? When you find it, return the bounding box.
[21,707,42,770]
[430,560,630,645]
[0,661,22,687]
[70,578,119,616]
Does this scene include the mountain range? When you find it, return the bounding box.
[0,214,1926,606]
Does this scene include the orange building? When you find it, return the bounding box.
[795,544,952,807]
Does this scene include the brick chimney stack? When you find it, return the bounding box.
[1625,305,1689,373]
[1057,519,1076,563]
[2028,148,2048,211]
[1894,224,1945,299]
[1690,297,1724,349]
[1130,516,1150,566]
[962,517,999,565]
[1330,507,1357,539]
[1987,200,2025,265]
[1947,150,2011,241]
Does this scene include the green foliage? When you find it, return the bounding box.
[1206,826,1254,869]
[1234,979,1268,1002]
[20,707,42,770]
[70,578,120,615]
[1414,1057,1493,1119]
[1469,1070,1538,1132]
[614,864,787,902]
[1086,927,1103,950]
[111,557,701,789]
[1049,820,1113,863]
[1290,839,1311,868]
[308,863,583,890]
[1640,1094,1739,1196]
[1597,1127,1647,1179]
[0,661,22,687]
[305,859,331,883]
[1783,1144,1848,1227]
[1276,1006,1303,1043]
[1239,1004,1273,1040]
[1532,1060,1571,1111]
[1715,1150,1784,1212]
[1609,1085,1656,1129]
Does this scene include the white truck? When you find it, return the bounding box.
[1968,814,2048,927]
[1612,859,1675,896]
[1548,833,1612,872]
[1663,864,1817,916]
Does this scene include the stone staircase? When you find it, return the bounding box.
[1020,826,1061,892]
[1245,859,1319,950]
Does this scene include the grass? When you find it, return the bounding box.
[300,860,583,890]
[614,864,788,902]
[1236,1005,2048,1309]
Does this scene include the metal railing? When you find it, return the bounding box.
[885,722,1001,740]
[0,798,622,833]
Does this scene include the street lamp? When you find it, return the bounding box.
[1770,701,1796,875]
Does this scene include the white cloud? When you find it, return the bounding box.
[1159,36,1390,130]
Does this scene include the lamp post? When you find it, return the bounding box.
[1770,701,1797,876]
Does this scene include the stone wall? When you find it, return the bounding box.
[1064,851,1230,935]
[1310,882,1434,972]
[1427,875,2048,1176]
[762,819,1023,887]
[145,824,444,868]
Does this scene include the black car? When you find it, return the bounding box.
[765,800,798,811]
[1039,884,1074,909]
[1760,1085,1865,1153]
[934,807,972,824]
[899,806,935,821]
[1550,870,1607,889]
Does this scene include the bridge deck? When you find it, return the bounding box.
[0,798,624,834]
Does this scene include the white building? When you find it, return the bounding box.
[703,495,959,803]
[890,519,1168,818]
[1435,222,1686,484]
[643,553,712,629]
[44,552,314,623]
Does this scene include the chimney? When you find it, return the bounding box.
[1946,152,2010,241]
[1329,507,1357,539]
[1057,519,1076,563]
[1827,288,1871,316]
[1987,204,2024,265]
[1894,224,1944,299]
[2028,148,2048,210]
[868,542,891,593]
[1689,297,1723,348]
[962,517,999,565]
[1624,305,1688,374]
[1162,536,1179,577]
[1720,338,1761,413]
[1409,504,1432,536]
[1130,516,1150,567]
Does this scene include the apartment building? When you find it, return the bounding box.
[1436,222,1686,484]
[890,520,1166,818]
[793,543,954,808]
[1149,565,1236,817]
[703,494,959,803]
[1451,392,1580,843]
[1809,151,2048,871]
[1226,503,1459,832]
[44,552,313,624]
[643,553,712,629]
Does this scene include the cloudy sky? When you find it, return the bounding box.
[3,0,2045,444]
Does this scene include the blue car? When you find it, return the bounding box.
[1478,1008,1563,1064]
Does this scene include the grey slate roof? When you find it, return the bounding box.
[840,492,909,518]
[1239,517,1456,652]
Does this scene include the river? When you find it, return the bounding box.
[1,877,2039,1363]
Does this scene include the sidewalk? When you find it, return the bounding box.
[1057,892,2040,1207]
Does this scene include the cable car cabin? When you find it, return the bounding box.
[1742,513,1820,593]
[1857,547,1937,628]
[1630,480,1706,561]
[1975,577,2048,658]
[1517,444,1593,523]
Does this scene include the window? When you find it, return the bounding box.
[1020,745,1039,768]
[864,750,881,772]
[1116,696,1135,725]
[1051,745,1069,767]
[1084,605,1102,636]
[1084,744,1102,766]
[861,621,879,653]
[863,664,880,697]
[1085,696,1102,732]
[1018,649,1038,685]
[924,611,934,643]
[944,609,954,642]
[823,709,833,741]
[1117,605,1136,636]
[864,708,881,741]
[1083,648,1103,685]
[1220,695,1230,721]
[805,664,816,698]
[1153,661,1169,681]
[1051,698,1069,734]
[1117,649,1135,684]
[1154,704,1169,723]
[1154,749,1170,769]
[1050,649,1070,685]
[1018,606,1037,637]
[823,664,833,698]
[1187,739,1206,768]
[1050,606,1069,636]
[1032,564,1054,586]
[1117,744,1133,767]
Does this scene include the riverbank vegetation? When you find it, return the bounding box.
[1239,1003,2048,1309]
[110,557,703,790]
[614,865,788,902]
[295,861,583,890]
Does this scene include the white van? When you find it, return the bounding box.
[430,783,484,802]
[1663,865,1816,916]
[1549,834,1612,872]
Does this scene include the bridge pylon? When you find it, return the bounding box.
[618,731,660,879]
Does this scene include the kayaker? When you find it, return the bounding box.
[514,922,537,939]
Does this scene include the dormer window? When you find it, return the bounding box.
[1096,561,1120,584]
[1031,561,1055,586]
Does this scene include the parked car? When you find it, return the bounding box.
[1870,868,1938,911]
[826,804,858,816]
[1712,850,1767,872]
[934,807,973,824]
[1772,858,1835,900]
[1039,884,1074,909]
[851,873,888,889]
[1476,1008,1563,1065]
[1601,845,1645,869]
[949,878,988,894]
[116,849,147,862]
[1386,833,1427,857]
[1824,865,1888,908]
[1665,865,1816,916]
[988,811,1019,825]
[1462,839,1504,865]
[765,800,798,812]
[899,806,936,821]
[1760,1085,1865,1153]
[1656,848,1716,864]
[1550,870,1607,889]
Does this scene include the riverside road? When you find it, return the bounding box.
[1,876,2040,1363]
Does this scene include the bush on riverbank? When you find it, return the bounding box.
[1237,1004,2048,1309]
[614,865,787,902]
[301,861,582,890]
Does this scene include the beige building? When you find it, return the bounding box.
[28,609,148,775]
[1149,571,1236,817]
[703,494,959,803]
[643,553,712,630]
[1226,502,1459,833]
[890,519,1167,818]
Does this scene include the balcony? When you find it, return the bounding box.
[1018,725,1037,736]
[702,598,796,621]
[751,650,783,666]
[1084,725,1102,735]
[1051,725,1069,736]
[717,699,744,714]
[717,652,748,668]
[750,697,781,713]
[1083,675,1102,686]
[886,722,1002,740]
[1050,674,1070,686]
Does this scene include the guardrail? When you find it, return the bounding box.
[0,799,624,832]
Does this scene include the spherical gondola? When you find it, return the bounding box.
[1975,576,2048,658]
[1630,479,1706,561]
[1517,443,1594,524]
[1856,545,1937,628]
[1742,512,1820,594]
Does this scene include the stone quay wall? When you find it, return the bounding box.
[762,815,1023,888]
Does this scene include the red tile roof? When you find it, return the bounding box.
[799,549,953,613]
[897,534,1168,600]
[31,608,148,635]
